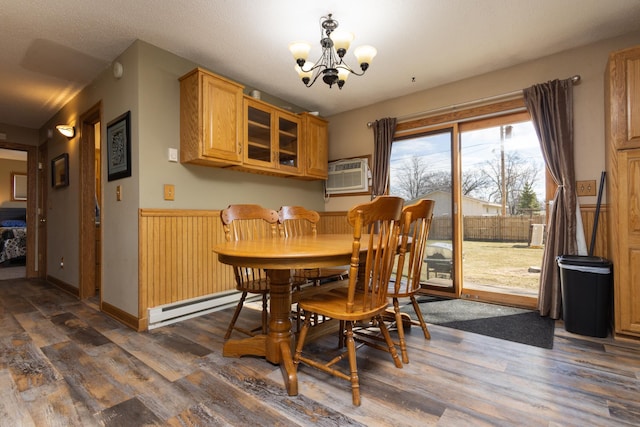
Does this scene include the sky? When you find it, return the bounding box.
[389,121,546,202]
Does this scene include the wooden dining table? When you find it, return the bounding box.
[213,233,363,396]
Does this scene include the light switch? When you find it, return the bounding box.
[168,148,178,162]
[116,185,122,201]
[576,180,597,196]
[164,184,175,201]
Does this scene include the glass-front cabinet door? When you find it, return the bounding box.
[245,99,274,168]
[277,112,301,175]
[244,97,301,175]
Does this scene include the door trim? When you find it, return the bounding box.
[79,102,102,299]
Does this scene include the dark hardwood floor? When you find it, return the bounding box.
[1,278,639,426]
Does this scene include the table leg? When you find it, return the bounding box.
[265,269,298,396]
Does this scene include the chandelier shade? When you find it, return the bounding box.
[289,14,376,89]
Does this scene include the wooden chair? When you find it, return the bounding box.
[277,206,349,330]
[220,204,279,340]
[388,199,435,363]
[293,196,404,406]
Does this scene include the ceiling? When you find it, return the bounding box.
[2,0,640,130]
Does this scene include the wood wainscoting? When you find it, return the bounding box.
[134,206,606,329]
[138,209,234,328]
[137,209,351,329]
[580,204,609,259]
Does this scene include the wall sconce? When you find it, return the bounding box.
[56,124,75,138]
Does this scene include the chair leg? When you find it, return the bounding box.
[392,298,409,364]
[261,293,268,335]
[410,295,430,339]
[344,321,361,406]
[294,315,312,365]
[376,315,403,369]
[225,291,248,340]
[338,320,346,348]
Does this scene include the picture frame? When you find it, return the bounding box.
[106,110,132,181]
[51,153,69,188]
[11,172,27,201]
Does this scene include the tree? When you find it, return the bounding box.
[517,181,540,214]
[462,169,491,197]
[481,151,540,215]
[392,155,492,200]
[391,151,540,214]
[391,156,430,200]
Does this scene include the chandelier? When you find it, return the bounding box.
[289,14,377,89]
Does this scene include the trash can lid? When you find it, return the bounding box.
[556,255,612,274]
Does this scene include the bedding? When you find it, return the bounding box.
[0,226,26,264]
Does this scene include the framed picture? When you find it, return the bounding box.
[11,172,27,201]
[106,110,131,181]
[51,153,69,188]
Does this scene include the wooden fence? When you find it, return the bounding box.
[430,215,546,242]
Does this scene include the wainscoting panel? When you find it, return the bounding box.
[138,209,235,323]
[135,207,605,329]
[580,204,609,258]
[317,211,350,234]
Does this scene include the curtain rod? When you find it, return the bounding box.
[367,74,581,127]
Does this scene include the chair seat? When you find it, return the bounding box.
[298,286,389,321]
[236,277,269,293]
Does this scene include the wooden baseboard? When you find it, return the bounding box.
[46,275,79,298]
[101,300,146,331]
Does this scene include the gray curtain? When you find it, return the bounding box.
[523,79,576,319]
[371,117,397,198]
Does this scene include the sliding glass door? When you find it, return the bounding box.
[459,115,544,307]
[389,110,546,307]
[390,126,459,297]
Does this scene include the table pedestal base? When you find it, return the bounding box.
[222,269,298,395]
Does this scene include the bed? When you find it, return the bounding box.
[0,208,27,266]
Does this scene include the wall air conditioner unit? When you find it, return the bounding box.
[326,158,370,195]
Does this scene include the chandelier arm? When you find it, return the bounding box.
[337,65,366,77]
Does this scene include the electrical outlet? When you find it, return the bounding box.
[164,184,175,201]
[576,180,597,196]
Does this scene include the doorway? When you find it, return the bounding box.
[0,142,37,279]
[459,115,544,308]
[78,103,102,299]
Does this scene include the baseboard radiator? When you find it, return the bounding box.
[147,290,259,330]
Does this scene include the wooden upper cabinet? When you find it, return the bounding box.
[301,113,329,180]
[243,97,302,176]
[607,47,640,150]
[179,67,327,179]
[180,68,244,166]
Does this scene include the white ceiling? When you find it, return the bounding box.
[2,0,640,129]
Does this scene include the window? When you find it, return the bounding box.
[389,101,545,307]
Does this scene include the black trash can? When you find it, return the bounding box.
[557,255,612,338]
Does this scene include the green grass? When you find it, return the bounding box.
[461,241,543,289]
[395,240,544,292]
